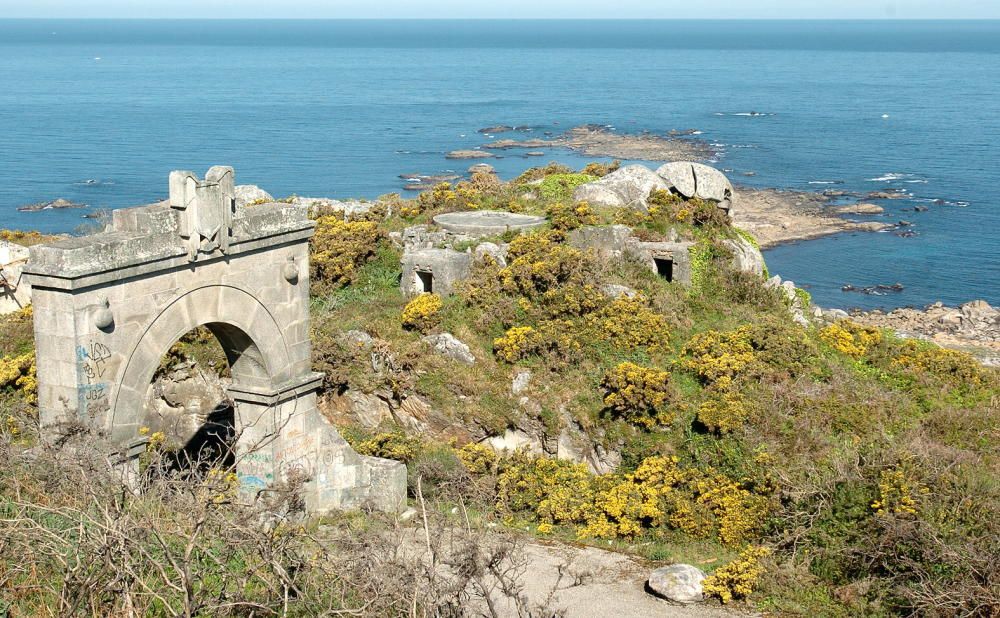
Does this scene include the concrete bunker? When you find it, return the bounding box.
[636,242,694,287]
[25,166,405,514]
[400,247,472,297]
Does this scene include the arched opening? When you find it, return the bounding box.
[144,326,233,475]
[143,325,248,477]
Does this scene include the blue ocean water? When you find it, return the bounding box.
[0,19,996,310]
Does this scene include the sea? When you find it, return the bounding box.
[0,19,997,310]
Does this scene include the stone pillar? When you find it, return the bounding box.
[228,373,406,513]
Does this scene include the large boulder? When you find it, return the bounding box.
[655,162,735,211]
[722,236,765,276]
[647,564,707,604]
[234,184,274,206]
[572,165,670,211]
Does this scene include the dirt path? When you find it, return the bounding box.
[515,541,753,618]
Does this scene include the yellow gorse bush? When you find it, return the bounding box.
[499,231,587,297]
[702,545,772,604]
[691,475,771,546]
[546,200,598,231]
[601,362,674,429]
[493,321,581,364]
[892,341,985,387]
[457,442,501,475]
[0,352,36,404]
[356,432,422,463]
[494,326,538,363]
[588,295,671,352]
[818,320,882,359]
[697,389,753,434]
[489,447,770,544]
[681,326,757,383]
[401,293,443,333]
[871,468,926,516]
[309,217,383,294]
[536,284,606,319]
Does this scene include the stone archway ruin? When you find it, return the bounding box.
[24,166,405,513]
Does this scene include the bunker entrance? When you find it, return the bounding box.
[145,327,236,477]
[416,270,433,293]
[654,257,674,282]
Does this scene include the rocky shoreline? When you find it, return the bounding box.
[852,300,1000,366]
[731,187,894,248]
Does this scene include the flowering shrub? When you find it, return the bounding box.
[493,322,581,364]
[691,475,771,546]
[355,432,422,463]
[871,468,925,516]
[588,295,670,353]
[309,217,383,294]
[702,545,772,603]
[577,456,685,538]
[601,363,674,429]
[546,200,598,231]
[411,182,458,216]
[401,293,443,333]
[580,160,621,177]
[818,320,882,359]
[456,442,501,475]
[697,389,753,434]
[514,162,574,184]
[646,189,688,222]
[892,341,986,387]
[681,326,757,383]
[498,456,596,526]
[500,231,587,297]
[491,450,769,545]
[0,352,36,403]
[493,326,539,363]
[536,284,606,319]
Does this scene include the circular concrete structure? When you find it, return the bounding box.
[433,210,546,235]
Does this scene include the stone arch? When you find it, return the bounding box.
[25,166,405,513]
[110,284,291,433]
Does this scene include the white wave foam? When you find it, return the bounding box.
[868,172,917,182]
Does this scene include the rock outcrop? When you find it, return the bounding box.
[656,161,735,212]
[572,165,670,211]
[234,184,273,206]
[722,236,766,276]
[422,333,476,365]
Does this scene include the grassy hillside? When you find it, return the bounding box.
[1,163,997,616]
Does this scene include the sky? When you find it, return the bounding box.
[1,0,998,19]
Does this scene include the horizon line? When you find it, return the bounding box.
[2,17,998,21]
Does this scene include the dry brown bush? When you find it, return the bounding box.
[0,417,562,617]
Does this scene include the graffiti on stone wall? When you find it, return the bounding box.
[77,341,112,420]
